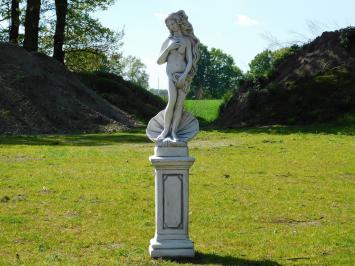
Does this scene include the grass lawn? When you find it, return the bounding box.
[0,123,354,265]
[184,100,223,125]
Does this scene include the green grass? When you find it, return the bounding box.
[0,123,354,265]
[184,100,223,124]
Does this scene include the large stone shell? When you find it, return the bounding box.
[146,110,199,143]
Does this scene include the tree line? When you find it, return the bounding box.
[1,2,294,98]
[188,44,299,99]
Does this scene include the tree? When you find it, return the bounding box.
[100,52,124,75]
[248,50,272,78]
[208,48,243,98]
[58,0,122,71]
[53,0,67,63]
[1,0,153,90]
[23,0,41,51]
[189,44,243,99]
[9,0,20,44]
[189,44,211,99]
[65,48,108,72]
[108,55,149,88]
[247,46,299,79]
[1,0,128,76]
[122,56,149,88]
[98,53,149,88]
[0,0,11,42]
[8,0,122,70]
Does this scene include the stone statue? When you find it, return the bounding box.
[146,10,200,148]
[147,11,199,257]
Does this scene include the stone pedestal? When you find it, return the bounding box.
[149,148,195,258]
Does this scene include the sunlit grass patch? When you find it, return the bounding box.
[184,99,223,124]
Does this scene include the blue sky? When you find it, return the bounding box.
[95,0,355,90]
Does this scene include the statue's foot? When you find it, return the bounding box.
[156,130,169,140]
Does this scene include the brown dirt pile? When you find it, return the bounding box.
[0,43,137,134]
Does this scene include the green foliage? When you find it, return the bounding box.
[0,124,354,265]
[3,0,124,72]
[339,26,355,50]
[226,68,355,125]
[65,49,108,72]
[77,72,164,123]
[61,1,123,72]
[221,28,355,127]
[70,0,116,11]
[247,46,299,79]
[0,109,12,118]
[189,44,243,99]
[115,56,149,89]
[248,50,272,78]
[189,44,211,99]
[100,52,123,75]
[209,48,243,98]
[100,54,150,89]
[0,0,11,42]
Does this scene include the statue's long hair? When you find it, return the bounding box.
[165,10,200,84]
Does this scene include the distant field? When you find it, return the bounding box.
[0,122,354,265]
[184,99,223,123]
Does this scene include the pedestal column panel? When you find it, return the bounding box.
[149,155,195,258]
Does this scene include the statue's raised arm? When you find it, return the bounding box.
[146,10,200,148]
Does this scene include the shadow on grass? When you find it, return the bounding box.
[1,120,354,146]
[0,131,150,146]
[161,251,282,265]
[207,122,355,136]
[196,116,214,129]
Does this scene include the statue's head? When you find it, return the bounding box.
[165,10,193,37]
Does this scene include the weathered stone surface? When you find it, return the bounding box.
[147,10,199,258]
[146,110,199,146]
[149,156,195,258]
[146,10,200,144]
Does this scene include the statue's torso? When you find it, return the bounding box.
[166,36,188,75]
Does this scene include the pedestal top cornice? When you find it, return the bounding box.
[149,156,195,169]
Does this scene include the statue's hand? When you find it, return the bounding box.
[176,74,187,89]
[168,42,181,51]
[178,73,187,82]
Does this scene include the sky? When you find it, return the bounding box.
[95,0,355,90]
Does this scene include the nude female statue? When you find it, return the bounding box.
[156,10,200,141]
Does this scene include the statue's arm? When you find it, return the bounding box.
[157,38,174,65]
[157,48,170,65]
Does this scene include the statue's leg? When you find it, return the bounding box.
[171,89,187,140]
[157,79,177,139]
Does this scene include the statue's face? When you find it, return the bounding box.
[166,19,180,33]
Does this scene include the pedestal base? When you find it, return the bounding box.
[149,238,194,258]
[149,154,195,258]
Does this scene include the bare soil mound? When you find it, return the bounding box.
[217,28,355,127]
[0,43,137,134]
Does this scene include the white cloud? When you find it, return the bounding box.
[235,15,259,27]
[153,12,168,20]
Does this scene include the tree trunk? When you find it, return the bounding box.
[53,0,68,63]
[9,0,20,44]
[23,0,41,51]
